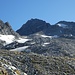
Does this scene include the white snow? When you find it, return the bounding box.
[16,38,30,43]
[41,35,52,38]
[0,34,15,44]
[57,23,67,28]
[42,44,46,47]
[42,42,50,47]
[44,43,50,45]
[41,35,58,38]
[10,46,29,51]
[0,34,31,45]
[35,33,59,39]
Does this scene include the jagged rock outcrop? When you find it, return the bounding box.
[0,20,21,48]
[0,20,19,38]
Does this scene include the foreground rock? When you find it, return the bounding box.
[0,50,75,75]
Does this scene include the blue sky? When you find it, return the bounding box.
[0,0,75,30]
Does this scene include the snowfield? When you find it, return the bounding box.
[0,34,31,45]
[34,33,59,39]
[10,46,29,51]
[16,38,30,43]
[0,34,15,44]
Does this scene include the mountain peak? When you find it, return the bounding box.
[17,18,51,35]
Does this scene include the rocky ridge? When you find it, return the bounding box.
[0,20,19,37]
[17,19,75,37]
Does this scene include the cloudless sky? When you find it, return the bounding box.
[0,0,75,30]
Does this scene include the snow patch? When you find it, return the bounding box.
[10,46,29,51]
[42,44,46,47]
[42,42,50,47]
[44,43,50,45]
[0,34,31,45]
[16,38,30,43]
[41,35,52,38]
[57,23,67,28]
[0,34,15,44]
[41,35,58,38]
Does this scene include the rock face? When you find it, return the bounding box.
[16,19,51,35]
[0,20,21,48]
[0,20,19,38]
[56,21,75,36]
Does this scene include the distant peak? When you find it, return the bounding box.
[27,18,49,24]
[17,18,51,35]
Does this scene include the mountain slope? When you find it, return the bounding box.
[0,50,75,75]
[1,19,75,57]
[0,20,21,47]
[1,19,75,56]
[16,19,51,36]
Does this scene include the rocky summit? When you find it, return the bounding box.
[0,19,75,75]
[16,19,51,36]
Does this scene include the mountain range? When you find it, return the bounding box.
[17,19,75,37]
[0,18,75,56]
[0,18,75,75]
